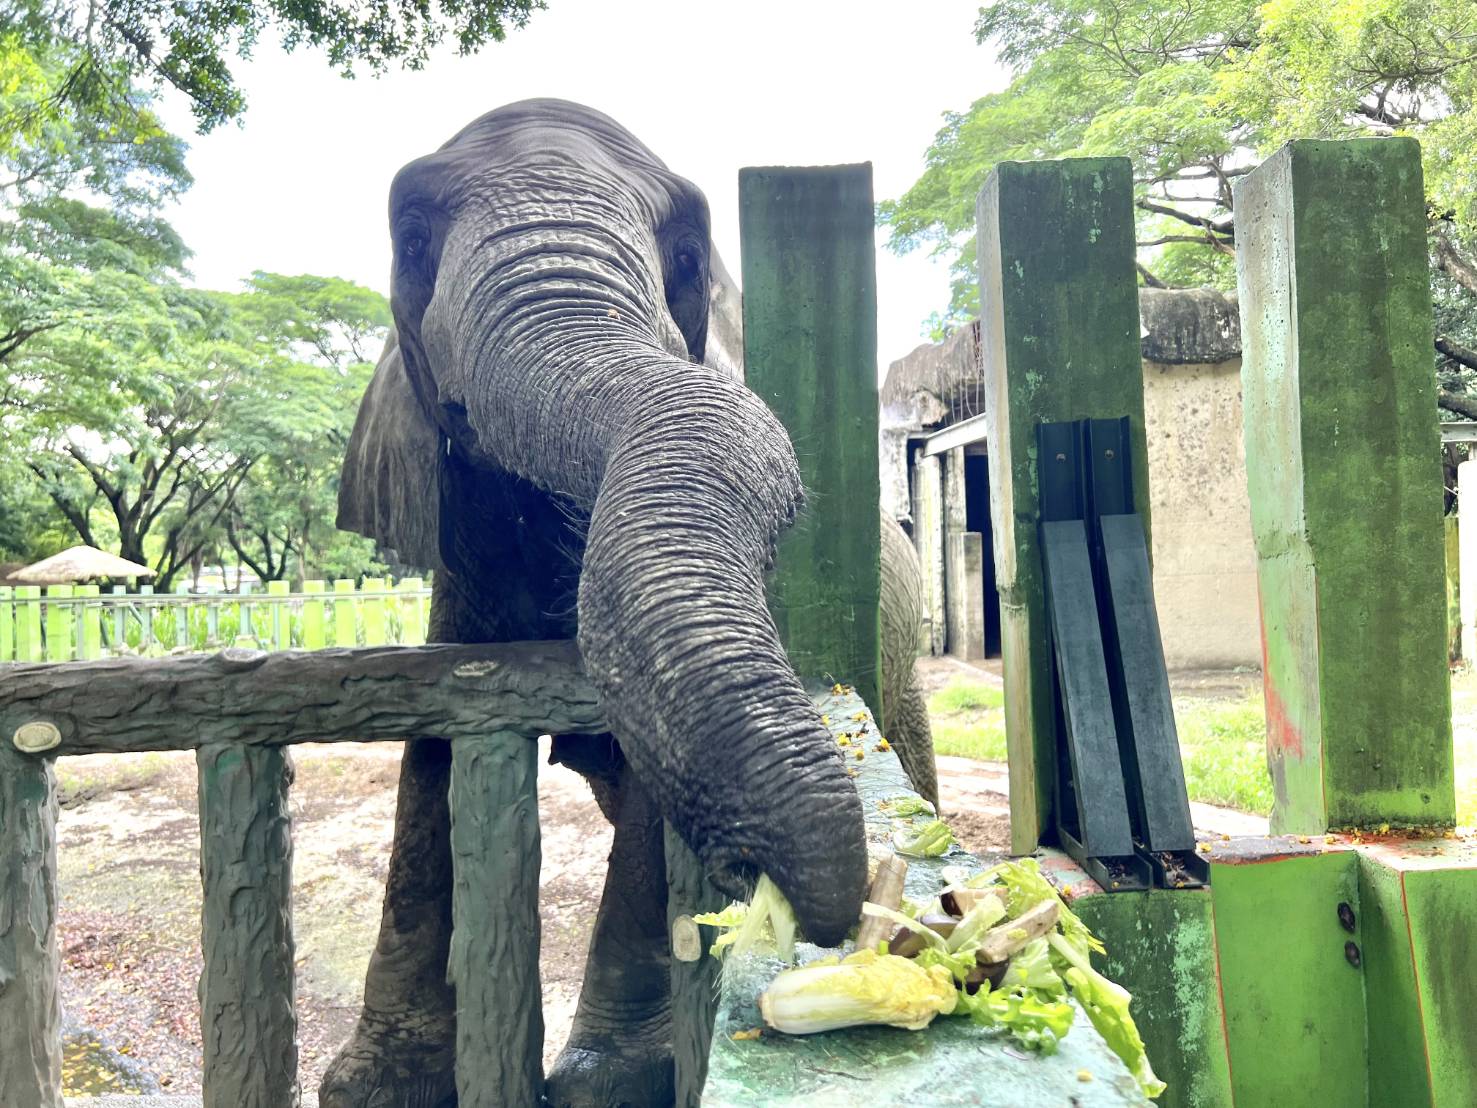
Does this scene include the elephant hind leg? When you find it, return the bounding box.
[888,666,941,812]
[545,734,674,1108]
[319,737,457,1108]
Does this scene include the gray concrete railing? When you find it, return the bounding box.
[0,643,727,1108]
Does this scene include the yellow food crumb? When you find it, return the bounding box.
[837,736,851,747]
[1325,834,1338,844]
[876,738,892,752]
[1077,1070,1093,1083]
[1298,836,1310,844]
[852,711,867,722]
[1379,823,1390,835]
[821,715,830,725]
[731,1027,762,1041]
[854,748,865,760]
[1197,842,1212,853]
[831,683,846,695]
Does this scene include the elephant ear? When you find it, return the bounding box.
[338,329,445,570]
[704,246,745,382]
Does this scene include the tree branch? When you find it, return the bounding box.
[1439,389,1477,421]
[1437,336,1477,372]
[1136,262,1168,289]
[1435,227,1477,298]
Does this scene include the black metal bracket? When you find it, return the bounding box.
[1037,418,1207,891]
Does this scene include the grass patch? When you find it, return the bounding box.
[1174,695,1273,815]
[54,753,172,808]
[932,716,1009,761]
[926,675,1277,817]
[929,679,1004,714]
[928,678,1008,761]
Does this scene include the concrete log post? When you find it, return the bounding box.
[448,731,543,1106]
[665,824,725,1107]
[1235,139,1454,832]
[0,743,61,1108]
[740,164,883,713]
[196,743,298,1107]
[974,158,1150,852]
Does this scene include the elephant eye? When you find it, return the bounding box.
[402,235,426,260]
[675,249,703,281]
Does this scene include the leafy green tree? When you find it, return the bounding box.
[219,274,389,582]
[8,0,544,132]
[0,28,392,581]
[7,276,390,587]
[882,0,1477,412]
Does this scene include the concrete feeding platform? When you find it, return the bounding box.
[700,687,1152,1107]
[1044,828,1477,1108]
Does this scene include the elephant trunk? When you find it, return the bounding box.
[423,192,867,943]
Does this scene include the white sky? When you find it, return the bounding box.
[158,0,1008,374]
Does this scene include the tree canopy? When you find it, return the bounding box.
[881,0,1477,403]
[6,0,544,132]
[0,29,392,583]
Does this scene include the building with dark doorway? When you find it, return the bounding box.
[881,287,1260,671]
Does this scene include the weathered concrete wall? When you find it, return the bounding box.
[1142,358,1261,669]
[882,287,1261,671]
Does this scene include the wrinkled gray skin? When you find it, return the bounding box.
[879,516,938,810]
[327,98,934,1107]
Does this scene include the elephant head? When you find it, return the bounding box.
[339,99,867,944]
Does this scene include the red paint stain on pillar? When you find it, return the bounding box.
[1258,602,1303,759]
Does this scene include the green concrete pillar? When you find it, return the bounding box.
[740,164,882,713]
[974,158,1149,852]
[1211,852,1366,1107]
[1073,888,1232,1108]
[1235,139,1454,832]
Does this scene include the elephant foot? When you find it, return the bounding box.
[544,1008,674,1108]
[318,1019,457,1108]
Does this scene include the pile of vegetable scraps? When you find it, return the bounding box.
[695,854,1165,1100]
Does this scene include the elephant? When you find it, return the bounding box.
[880,515,938,810]
[328,97,938,1107]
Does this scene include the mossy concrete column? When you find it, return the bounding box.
[740,164,882,713]
[1071,887,1231,1108]
[0,744,60,1108]
[1235,139,1454,832]
[1210,851,1367,1107]
[196,743,298,1107]
[974,158,1149,852]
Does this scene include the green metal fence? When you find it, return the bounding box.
[0,577,431,662]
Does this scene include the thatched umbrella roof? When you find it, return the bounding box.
[11,546,156,585]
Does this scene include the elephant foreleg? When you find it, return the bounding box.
[319,737,458,1108]
[545,735,674,1108]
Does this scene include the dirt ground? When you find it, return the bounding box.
[54,740,612,1096]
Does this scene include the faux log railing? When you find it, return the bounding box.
[0,643,724,1108]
